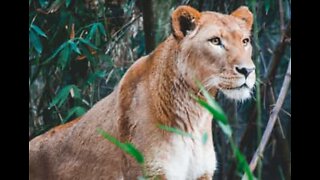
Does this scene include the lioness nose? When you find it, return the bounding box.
[235,66,255,78]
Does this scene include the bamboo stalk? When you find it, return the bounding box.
[242,60,291,179]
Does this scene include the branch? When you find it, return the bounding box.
[141,0,156,53]
[278,0,286,38]
[242,59,291,179]
[104,14,142,55]
[266,21,291,83]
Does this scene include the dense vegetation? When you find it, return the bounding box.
[29,0,291,179]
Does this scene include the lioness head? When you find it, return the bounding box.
[171,6,256,101]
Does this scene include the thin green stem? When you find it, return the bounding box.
[249,0,263,179]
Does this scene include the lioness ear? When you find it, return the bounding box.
[171,5,201,40]
[230,6,253,30]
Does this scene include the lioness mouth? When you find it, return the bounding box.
[225,83,249,90]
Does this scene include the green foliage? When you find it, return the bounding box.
[29,24,47,54]
[31,24,48,38]
[49,84,80,109]
[86,70,106,86]
[66,0,71,8]
[192,81,232,138]
[29,0,141,134]
[38,0,49,8]
[97,128,144,165]
[201,132,208,145]
[63,106,86,123]
[157,124,193,138]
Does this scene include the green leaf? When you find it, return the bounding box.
[95,30,101,46]
[87,70,106,85]
[264,0,271,14]
[88,24,98,40]
[217,121,232,138]
[62,106,86,123]
[38,0,49,8]
[97,128,144,164]
[231,142,254,180]
[49,85,80,109]
[79,38,99,50]
[202,132,208,145]
[72,85,81,99]
[97,23,106,36]
[196,81,227,123]
[66,0,71,7]
[48,0,64,13]
[69,41,81,54]
[80,44,96,65]
[58,44,71,70]
[157,124,193,138]
[29,29,42,54]
[193,95,232,137]
[123,143,144,164]
[43,41,68,64]
[194,97,228,124]
[31,24,47,38]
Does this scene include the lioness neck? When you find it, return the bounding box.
[118,35,216,135]
[149,35,215,132]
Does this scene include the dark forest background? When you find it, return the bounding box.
[29,0,291,179]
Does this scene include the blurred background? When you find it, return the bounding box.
[29,0,291,179]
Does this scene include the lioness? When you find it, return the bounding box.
[29,5,255,180]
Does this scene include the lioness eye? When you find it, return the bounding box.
[242,38,250,46]
[209,37,222,45]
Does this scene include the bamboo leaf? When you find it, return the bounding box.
[49,85,80,109]
[193,97,228,124]
[217,121,232,138]
[95,30,101,46]
[66,0,71,7]
[86,70,106,85]
[137,176,146,180]
[231,142,254,180]
[48,0,64,13]
[123,143,144,164]
[88,24,98,40]
[80,44,96,64]
[38,0,49,8]
[62,106,86,123]
[195,81,227,122]
[97,128,144,164]
[43,41,68,64]
[79,38,99,50]
[157,124,193,138]
[194,96,232,137]
[29,29,42,54]
[31,24,47,38]
[264,0,271,14]
[97,23,106,36]
[69,41,81,54]
[202,132,208,144]
[58,44,71,70]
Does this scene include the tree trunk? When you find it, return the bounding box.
[141,0,156,53]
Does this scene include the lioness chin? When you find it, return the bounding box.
[29,5,255,180]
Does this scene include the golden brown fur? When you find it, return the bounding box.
[29,6,255,179]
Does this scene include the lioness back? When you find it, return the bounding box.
[29,5,255,180]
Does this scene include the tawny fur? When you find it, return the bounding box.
[29,5,255,180]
